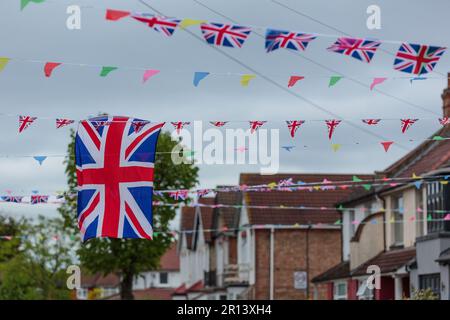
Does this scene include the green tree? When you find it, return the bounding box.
[59,130,198,299]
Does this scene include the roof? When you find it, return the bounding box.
[436,247,450,264]
[351,247,416,276]
[239,173,374,225]
[159,242,180,271]
[81,273,120,288]
[180,205,195,249]
[214,188,242,230]
[181,198,216,248]
[107,288,174,300]
[312,261,350,283]
[172,280,204,296]
[198,197,214,242]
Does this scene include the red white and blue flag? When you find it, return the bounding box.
[362,119,381,125]
[210,121,228,127]
[286,120,305,138]
[75,116,164,241]
[131,13,181,37]
[400,119,418,133]
[19,115,37,133]
[200,23,251,48]
[56,118,75,129]
[394,43,446,75]
[169,190,189,201]
[327,37,381,63]
[265,29,316,53]
[31,195,49,204]
[325,119,341,139]
[1,196,23,203]
[249,121,266,133]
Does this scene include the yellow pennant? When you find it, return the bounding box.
[412,173,422,179]
[331,144,341,152]
[180,18,206,29]
[313,185,321,191]
[267,182,277,189]
[389,216,395,223]
[440,180,449,185]
[240,74,256,87]
[0,57,10,72]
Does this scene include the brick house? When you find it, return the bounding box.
[313,74,450,300]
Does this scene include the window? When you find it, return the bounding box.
[392,195,404,245]
[357,279,374,300]
[159,272,168,284]
[333,281,347,300]
[427,182,450,233]
[416,189,424,237]
[419,274,440,298]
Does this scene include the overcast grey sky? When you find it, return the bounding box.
[0,0,449,218]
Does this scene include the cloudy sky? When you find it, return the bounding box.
[0,0,449,219]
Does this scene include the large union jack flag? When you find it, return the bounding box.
[393,43,446,75]
[265,29,316,53]
[75,116,165,241]
[131,13,181,37]
[327,37,381,63]
[200,23,251,48]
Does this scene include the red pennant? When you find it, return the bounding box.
[44,62,61,77]
[287,76,304,88]
[381,141,394,152]
[105,9,131,21]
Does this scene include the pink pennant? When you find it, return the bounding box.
[400,119,418,133]
[56,118,75,129]
[286,120,305,138]
[439,117,450,126]
[44,62,61,77]
[249,121,266,133]
[370,77,387,90]
[143,69,160,83]
[362,119,381,125]
[171,122,190,134]
[287,76,304,88]
[18,115,37,133]
[325,119,341,139]
[444,214,450,221]
[210,121,228,127]
[381,141,394,152]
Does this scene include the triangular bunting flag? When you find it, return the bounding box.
[105,9,131,21]
[381,141,394,152]
[400,119,418,133]
[240,74,256,87]
[370,77,387,90]
[18,115,37,133]
[0,57,10,72]
[287,76,304,88]
[193,72,209,87]
[21,0,45,10]
[331,144,341,152]
[142,69,160,83]
[414,180,423,190]
[328,76,342,87]
[180,19,206,29]
[249,121,266,133]
[44,62,61,77]
[100,66,118,77]
[56,118,75,129]
[33,156,47,165]
[286,120,304,138]
[352,175,362,182]
[325,119,341,139]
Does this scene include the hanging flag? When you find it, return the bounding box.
[171,121,190,134]
[381,141,394,152]
[362,119,381,125]
[0,57,10,72]
[200,22,251,48]
[210,121,227,127]
[142,69,160,83]
[180,18,207,29]
[241,74,256,87]
[1,196,23,203]
[21,0,45,10]
[169,190,189,200]
[400,119,418,133]
[414,180,423,190]
[100,66,117,77]
[370,77,387,90]
[281,146,295,152]
[331,144,341,152]
[328,76,342,87]
[444,214,450,221]
[131,13,181,37]
[265,29,316,53]
[325,119,341,139]
[56,118,75,129]
[30,195,49,204]
[327,37,381,63]
[197,189,211,198]
[249,121,266,133]
[352,175,363,182]
[193,72,210,87]
[439,117,450,126]
[286,120,305,138]
[33,156,47,165]
[18,115,37,133]
[131,120,151,134]
[394,43,446,75]
[105,9,131,21]
[75,116,164,241]
[287,76,304,88]
[44,62,61,77]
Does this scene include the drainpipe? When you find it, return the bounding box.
[306,223,311,299]
[270,227,275,300]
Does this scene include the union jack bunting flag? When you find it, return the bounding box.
[439,117,450,126]
[325,119,342,139]
[75,116,164,241]
[197,189,212,198]
[171,122,190,134]
[56,118,75,129]
[286,120,305,138]
[200,23,251,48]
[18,115,37,133]
[1,196,23,203]
[265,29,316,53]
[362,119,381,125]
[31,195,49,204]
[327,37,381,63]
[394,43,446,75]
[131,13,181,37]
[131,120,150,134]
[400,119,418,133]
[249,121,266,133]
[210,121,228,127]
[169,190,188,201]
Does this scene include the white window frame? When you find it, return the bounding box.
[333,281,348,300]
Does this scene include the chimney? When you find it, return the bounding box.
[443,72,450,118]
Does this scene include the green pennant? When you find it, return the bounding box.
[433,136,445,141]
[21,0,46,10]
[329,76,342,87]
[337,204,344,211]
[334,219,342,225]
[352,175,362,182]
[427,214,432,221]
[153,232,159,237]
[100,66,118,77]
[362,184,372,191]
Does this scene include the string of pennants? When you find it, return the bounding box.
[2,174,448,204]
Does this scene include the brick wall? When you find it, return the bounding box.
[228,236,237,264]
[253,228,341,300]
